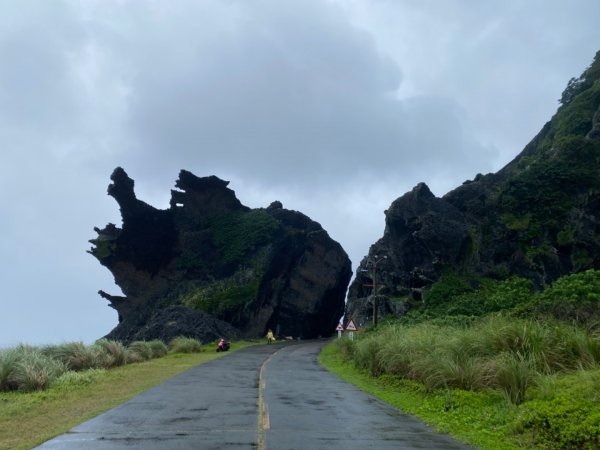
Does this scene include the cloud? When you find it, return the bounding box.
[1,0,600,346]
[69,0,495,191]
[334,0,600,165]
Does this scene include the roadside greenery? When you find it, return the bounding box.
[319,343,522,450]
[0,339,253,450]
[168,336,204,353]
[0,337,204,393]
[321,269,600,449]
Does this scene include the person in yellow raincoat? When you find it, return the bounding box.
[266,329,275,344]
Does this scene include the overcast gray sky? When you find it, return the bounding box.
[1,0,599,347]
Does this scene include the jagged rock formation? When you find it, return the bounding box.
[347,50,600,325]
[90,169,352,343]
[111,305,242,344]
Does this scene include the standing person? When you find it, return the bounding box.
[266,329,275,344]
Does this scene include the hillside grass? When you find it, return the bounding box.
[0,341,253,450]
[319,342,521,449]
[320,316,600,449]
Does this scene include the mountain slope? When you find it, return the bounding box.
[346,50,600,325]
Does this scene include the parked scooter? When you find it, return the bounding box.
[216,338,230,352]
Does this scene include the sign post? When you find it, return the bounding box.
[335,323,344,338]
[345,319,357,341]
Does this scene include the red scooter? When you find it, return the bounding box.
[216,338,230,352]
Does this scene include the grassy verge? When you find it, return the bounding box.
[0,341,253,450]
[319,341,523,450]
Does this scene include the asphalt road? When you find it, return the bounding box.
[37,341,473,450]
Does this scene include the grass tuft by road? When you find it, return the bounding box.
[0,341,254,450]
[318,340,525,450]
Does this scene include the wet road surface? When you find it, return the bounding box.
[37,341,472,449]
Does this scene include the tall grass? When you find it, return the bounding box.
[1,337,243,395]
[126,341,153,362]
[126,340,168,362]
[0,338,175,393]
[147,340,168,358]
[0,346,66,392]
[94,339,127,368]
[41,342,103,371]
[0,348,19,390]
[168,336,203,353]
[339,316,600,404]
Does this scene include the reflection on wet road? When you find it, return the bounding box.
[37,341,472,449]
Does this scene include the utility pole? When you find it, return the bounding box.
[361,254,387,328]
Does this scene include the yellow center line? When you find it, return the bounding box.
[257,347,283,450]
[257,352,272,450]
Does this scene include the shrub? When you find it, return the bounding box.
[127,341,153,361]
[333,337,356,361]
[0,348,20,391]
[94,339,127,368]
[41,342,102,371]
[168,336,203,353]
[126,340,167,361]
[515,369,600,448]
[396,325,486,391]
[147,340,168,358]
[343,316,600,404]
[484,352,536,405]
[473,316,548,359]
[530,269,600,326]
[125,349,145,364]
[353,336,384,376]
[3,347,66,392]
[416,350,486,392]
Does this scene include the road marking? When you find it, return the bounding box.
[262,401,270,430]
[257,348,282,450]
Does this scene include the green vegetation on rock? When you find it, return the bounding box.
[405,271,533,322]
[182,267,262,320]
[498,136,600,245]
[522,269,600,325]
[209,210,280,265]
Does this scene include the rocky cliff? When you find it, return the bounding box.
[347,50,600,325]
[90,169,352,343]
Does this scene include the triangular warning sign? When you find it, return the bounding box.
[345,319,357,332]
[335,323,344,331]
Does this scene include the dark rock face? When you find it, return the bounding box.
[382,183,470,286]
[105,306,241,344]
[346,52,600,325]
[90,168,352,343]
[345,183,470,324]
